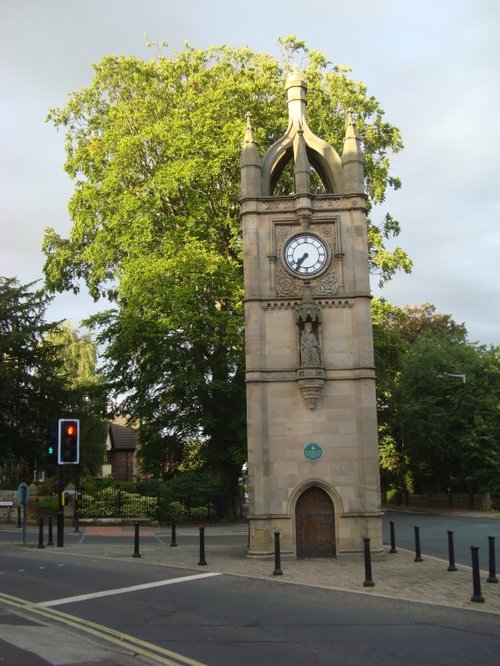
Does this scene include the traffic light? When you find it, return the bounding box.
[58,419,80,465]
[45,420,58,465]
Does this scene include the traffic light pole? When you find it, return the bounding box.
[57,464,64,547]
[74,464,81,532]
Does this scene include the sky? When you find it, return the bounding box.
[2,0,499,346]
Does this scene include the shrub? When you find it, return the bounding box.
[163,501,187,521]
[37,496,58,512]
[79,487,158,519]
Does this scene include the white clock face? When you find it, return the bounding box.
[284,234,328,276]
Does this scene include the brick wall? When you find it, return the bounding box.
[111,450,137,482]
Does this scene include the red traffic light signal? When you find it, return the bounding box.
[58,419,80,465]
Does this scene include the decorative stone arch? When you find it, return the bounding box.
[289,481,342,558]
[261,132,344,196]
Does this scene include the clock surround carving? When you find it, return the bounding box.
[274,221,337,297]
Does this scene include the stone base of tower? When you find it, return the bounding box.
[247,515,295,558]
[247,510,384,559]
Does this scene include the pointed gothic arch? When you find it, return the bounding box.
[294,485,336,558]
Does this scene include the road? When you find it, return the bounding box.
[3,510,499,567]
[383,510,500,566]
[1,512,500,665]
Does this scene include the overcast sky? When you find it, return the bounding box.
[2,0,499,346]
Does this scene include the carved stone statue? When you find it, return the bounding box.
[300,321,321,366]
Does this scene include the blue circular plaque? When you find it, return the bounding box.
[304,442,323,462]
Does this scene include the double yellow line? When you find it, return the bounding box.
[0,592,207,666]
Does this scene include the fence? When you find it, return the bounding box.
[80,488,158,520]
[386,492,494,511]
[79,487,220,522]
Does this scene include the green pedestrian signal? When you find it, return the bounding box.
[45,420,58,465]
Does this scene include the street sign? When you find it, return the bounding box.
[16,482,28,503]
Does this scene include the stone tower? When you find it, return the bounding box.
[240,71,383,557]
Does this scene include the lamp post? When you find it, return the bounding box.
[437,373,467,427]
[437,372,470,505]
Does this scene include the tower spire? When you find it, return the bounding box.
[286,68,308,126]
[240,112,262,198]
[341,112,364,194]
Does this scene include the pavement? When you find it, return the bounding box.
[35,518,500,616]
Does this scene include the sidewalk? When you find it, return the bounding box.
[54,524,500,615]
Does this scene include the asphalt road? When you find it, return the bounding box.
[2,509,499,574]
[383,510,500,566]
[1,527,500,666]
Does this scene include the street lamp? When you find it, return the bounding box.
[437,372,466,383]
[437,372,467,427]
[438,371,473,507]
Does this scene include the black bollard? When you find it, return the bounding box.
[447,530,457,571]
[47,516,54,546]
[273,531,283,576]
[198,527,207,566]
[57,509,64,548]
[17,506,21,528]
[470,545,485,602]
[170,518,177,547]
[132,522,141,558]
[74,510,80,533]
[21,502,27,545]
[389,520,397,554]
[414,525,423,562]
[363,537,375,587]
[37,518,45,549]
[487,535,498,583]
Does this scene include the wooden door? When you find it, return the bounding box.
[295,486,335,558]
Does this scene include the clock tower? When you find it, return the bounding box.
[240,71,383,557]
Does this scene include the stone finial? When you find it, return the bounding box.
[285,69,307,127]
[341,111,364,194]
[240,112,262,198]
[243,112,256,144]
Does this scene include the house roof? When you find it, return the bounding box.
[108,423,138,451]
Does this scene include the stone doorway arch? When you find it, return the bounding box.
[295,486,336,558]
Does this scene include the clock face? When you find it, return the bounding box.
[284,234,329,277]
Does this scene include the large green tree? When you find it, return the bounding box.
[0,278,65,481]
[0,278,108,483]
[43,38,410,488]
[45,323,108,476]
[374,301,500,497]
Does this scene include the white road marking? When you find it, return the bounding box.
[37,572,221,607]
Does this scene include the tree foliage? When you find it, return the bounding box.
[0,277,65,478]
[43,39,410,487]
[374,301,500,496]
[0,278,108,483]
[45,323,108,476]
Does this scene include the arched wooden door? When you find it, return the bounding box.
[295,486,335,558]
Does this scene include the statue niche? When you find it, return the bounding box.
[295,286,325,409]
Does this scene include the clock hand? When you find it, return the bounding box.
[295,252,309,269]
